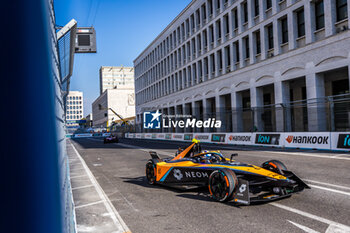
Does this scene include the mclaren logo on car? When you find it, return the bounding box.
[239,184,247,193]
[173,169,183,180]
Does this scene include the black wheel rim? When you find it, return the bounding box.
[146,163,155,183]
[210,172,228,200]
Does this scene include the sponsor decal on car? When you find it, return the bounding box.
[337,134,350,149]
[211,134,226,142]
[173,169,183,180]
[255,134,280,145]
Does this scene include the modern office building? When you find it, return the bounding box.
[134,0,350,133]
[66,91,84,127]
[99,66,134,94]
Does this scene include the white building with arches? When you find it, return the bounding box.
[134,0,350,133]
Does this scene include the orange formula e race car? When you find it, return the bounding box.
[145,139,310,204]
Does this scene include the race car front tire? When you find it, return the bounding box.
[208,169,238,202]
[261,160,287,175]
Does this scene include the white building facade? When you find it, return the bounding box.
[99,66,134,94]
[134,0,350,133]
[66,91,84,126]
[92,89,135,127]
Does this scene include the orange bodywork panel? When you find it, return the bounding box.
[171,142,195,161]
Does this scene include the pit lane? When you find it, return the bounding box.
[68,138,350,233]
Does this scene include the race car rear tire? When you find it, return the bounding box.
[145,159,159,185]
[208,169,238,202]
[261,160,287,175]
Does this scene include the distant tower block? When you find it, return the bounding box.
[75,27,97,53]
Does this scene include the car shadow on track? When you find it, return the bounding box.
[121,176,208,193]
[121,176,247,208]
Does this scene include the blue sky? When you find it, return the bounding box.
[54,0,191,115]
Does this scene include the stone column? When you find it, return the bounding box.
[202,99,208,133]
[306,69,327,131]
[251,86,264,131]
[274,75,291,132]
[287,11,296,50]
[273,20,281,56]
[231,91,243,132]
[258,0,264,22]
[247,0,253,28]
[304,0,315,44]
[324,0,336,37]
[237,3,243,34]
[239,37,245,68]
[249,31,256,64]
[215,94,225,132]
[260,25,267,60]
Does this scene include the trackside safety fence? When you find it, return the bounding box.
[124,132,350,151]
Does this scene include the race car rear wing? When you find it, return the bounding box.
[149,151,161,160]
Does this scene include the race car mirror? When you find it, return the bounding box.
[230,153,238,162]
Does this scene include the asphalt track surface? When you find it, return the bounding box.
[70,138,350,233]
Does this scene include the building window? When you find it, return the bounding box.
[216,0,221,11]
[216,20,222,40]
[233,9,238,30]
[209,0,213,16]
[255,31,261,54]
[266,0,272,10]
[224,45,231,69]
[315,0,325,30]
[297,9,305,37]
[281,17,288,44]
[224,14,230,35]
[243,2,248,23]
[254,0,259,17]
[336,0,348,22]
[245,37,250,59]
[267,24,274,49]
[234,41,240,62]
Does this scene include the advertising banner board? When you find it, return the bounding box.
[254,133,281,146]
[282,132,331,149]
[226,133,253,145]
[331,132,350,151]
[211,134,226,143]
[172,134,184,141]
[74,134,93,138]
[194,133,211,143]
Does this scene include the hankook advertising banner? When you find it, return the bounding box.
[172,134,184,141]
[283,132,331,149]
[226,133,253,145]
[193,133,211,143]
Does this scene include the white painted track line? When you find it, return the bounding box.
[70,140,131,233]
[287,220,320,233]
[266,151,350,161]
[303,179,350,190]
[270,203,350,232]
[308,184,350,196]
